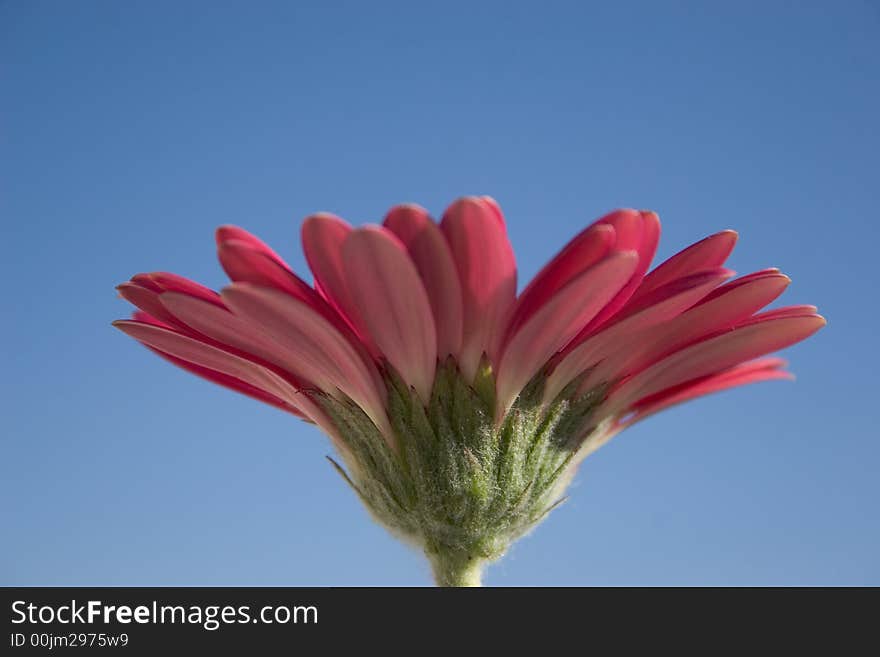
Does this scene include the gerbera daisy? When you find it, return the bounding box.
[114,197,824,586]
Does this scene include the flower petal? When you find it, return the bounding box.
[495,251,638,415]
[588,270,792,388]
[545,267,733,402]
[629,229,738,304]
[342,226,438,403]
[383,204,463,358]
[148,345,308,417]
[479,195,506,228]
[742,305,819,323]
[217,238,317,303]
[581,210,661,332]
[160,291,305,378]
[112,319,307,412]
[219,283,393,444]
[117,282,182,328]
[142,272,224,307]
[216,224,290,268]
[695,267,781,305]
[301,212,378,354]
[505,222,615,341]
[601,314,825,416]
[440,197,517,381]
[123,287,329,397]
[623,357,791,426]
[119,270,226,328]
[130,309,171,327]
[117,317,349,447]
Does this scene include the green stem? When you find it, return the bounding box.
[428,550,485,587]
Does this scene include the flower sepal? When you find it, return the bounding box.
[318,359,608,586]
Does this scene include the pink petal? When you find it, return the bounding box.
[117,282,182,328]
[159,342,348,450]
[545,267,733,402]
[119,271,225,330]
[579,210,661,333]
[440,197,517,381]
[300,212,379,355]
[479,195,507,228]
[219,284,393,444]
[218,233,386,392]
[112,319,307,412]
[383,204,463,358]
[622,358,792,426]
[629,229,738,304]
[119,320,349,448]
[741,305,819,323]
[160,291,308,380]
[505,222,615,341]
[602,314,825,416]
[122,282,307,381]
[130,274,162,292]
[695,267,781,305]
[215,224,290,268]
[144,344,306,417]
[123,288,316,397]
[131,309,172,328]
[612,268,734,324]
[342,226,438,403]
[142,272,225,307]
[218,239,317,303]
[159,288,382,404]
[495,251,638,415]
[591,270,792,387]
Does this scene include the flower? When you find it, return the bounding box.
[113,197,824,586]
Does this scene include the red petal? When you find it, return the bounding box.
[440,197,517,381]
[741,305,819,323]
[384,204,463,358]
[342,226,438,403]
[301,212,379,355]
[630,229,738,304]
[131,310,171,327]
[594,271,792,386]
[506,222,615,341]
[581,210,661,332]
[117,282,182,328]
[147,346,305,417]
[113,319,307,413]
[218,239,315,301]
[479,195,507,228]
[220,284,393,444]
[144,272,224,307]
[119,320,349,446]
[496,251,638,415]
[603,314,825,415]
[623,358,792,426]
[215,224,290,268]
[545,268,732,402]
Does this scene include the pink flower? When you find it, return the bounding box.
[114,197,824,585]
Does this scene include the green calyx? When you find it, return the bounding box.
[316,358,607,586]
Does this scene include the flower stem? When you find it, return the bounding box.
[428,550,485,587]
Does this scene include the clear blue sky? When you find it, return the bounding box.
[2,1,877,585]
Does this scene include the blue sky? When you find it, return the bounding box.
[2,1,877,585]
